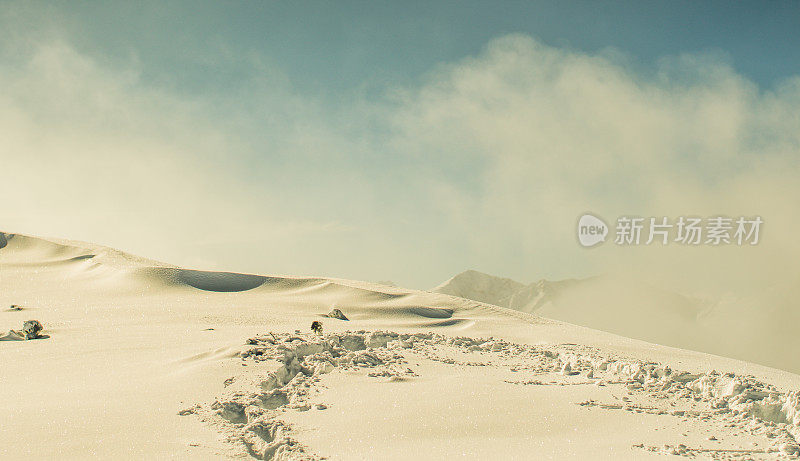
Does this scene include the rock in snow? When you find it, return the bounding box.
[22,320,43,340]
[326,308,349,321]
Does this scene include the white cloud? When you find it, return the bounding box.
[0,38,357,275]
[1,30,798,293]
[390,34,800,293]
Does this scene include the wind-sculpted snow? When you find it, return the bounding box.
[3,231,800,458]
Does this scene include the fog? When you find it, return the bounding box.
[1,29,798,300]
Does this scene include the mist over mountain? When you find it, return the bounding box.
[434,269,800,374]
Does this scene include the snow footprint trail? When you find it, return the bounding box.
[182,331,414,460]
[183,331,800,460]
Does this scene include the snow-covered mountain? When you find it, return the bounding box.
[433,269,526,307]
[434,269,800,375]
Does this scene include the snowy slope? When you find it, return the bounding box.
[2,232,799,459]
[434,270,800,375]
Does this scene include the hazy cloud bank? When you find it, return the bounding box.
[1,24,798,294]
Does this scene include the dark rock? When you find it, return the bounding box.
[22,320,43,340]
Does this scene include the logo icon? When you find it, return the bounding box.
[577,214,608,247]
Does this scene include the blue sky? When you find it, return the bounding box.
[24,1,800,92]
[2,1,799,290]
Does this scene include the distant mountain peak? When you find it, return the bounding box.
[433,269,527,307]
